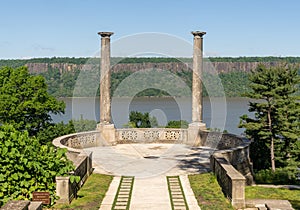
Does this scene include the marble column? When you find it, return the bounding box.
[188,31,206,146]
[191,31,206,123]
[98,32,113,124]
[97,32,116,145]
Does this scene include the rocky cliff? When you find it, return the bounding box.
[25,61,299,74]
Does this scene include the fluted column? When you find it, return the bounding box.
[98,32,113,124]
[191,31,206,123]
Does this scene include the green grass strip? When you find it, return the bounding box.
[53,173,113,210]
[188,173,233,210]
[167,176,189,210]
[245,186,300,209]
[111,176,134,210]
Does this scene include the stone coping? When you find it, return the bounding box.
[52,130,99,153]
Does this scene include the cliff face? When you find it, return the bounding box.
[25,61,298,74]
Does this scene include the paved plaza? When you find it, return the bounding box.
[84,143,213,209]
[86,143,213,177]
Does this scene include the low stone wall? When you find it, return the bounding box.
[53,131,101,150]
[116,128,188,143]
[53,131,96,204]
[210,153,246,209]
[204,132,254,209]
[201,131,254,185]
[55,151,92,204]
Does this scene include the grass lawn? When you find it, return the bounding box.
[188,173,233,210]
[245,186,300,210]
[52,173,113,210]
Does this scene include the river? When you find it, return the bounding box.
[51,97,252,135]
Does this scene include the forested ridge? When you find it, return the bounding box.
[0,57,299,97]
[2,56,300,67]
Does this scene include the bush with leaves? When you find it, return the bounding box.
[254,168,299,185]
[166,120,189,128]
[0,124,74,206]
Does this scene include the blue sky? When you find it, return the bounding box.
[1,0,300,59]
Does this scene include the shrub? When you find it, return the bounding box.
[166,120,189,128]
[254,167,299,185]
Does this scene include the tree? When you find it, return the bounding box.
[0,124,74,206]
[239,64,300,172]
[0,66,65,136]
[36,121,75,145]
[129,111,151,128]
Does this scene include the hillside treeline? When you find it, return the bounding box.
[2,56,300,68]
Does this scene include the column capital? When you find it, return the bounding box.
[191,31,206,37]
[98,32,114,38]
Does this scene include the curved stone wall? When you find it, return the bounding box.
[200,131,254,184]
[53,130,102,152]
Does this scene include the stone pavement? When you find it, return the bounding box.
[91,144,206,209]
[99,175,200,210]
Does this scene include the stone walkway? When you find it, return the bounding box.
[91,144,206,210]
[99,175,200,210]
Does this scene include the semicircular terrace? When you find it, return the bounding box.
[53,129,253,180]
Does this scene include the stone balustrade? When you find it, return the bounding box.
[116,128,188,143]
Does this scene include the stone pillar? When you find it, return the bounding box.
[188,31,206,146]
[56,176,71,203]
[98,32,113,124]
[97,32,116,145]
[191,31,206,123]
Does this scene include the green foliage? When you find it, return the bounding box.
[72,115,97,132]
[36,117,97,145]
[0,66,65,136]
[219,71,250,97]
[166,120,189,128]
[254,168,299,185]
[129,111,151,128]
[36,121,75,145]
[240,64,300,173]
[0,124,74,206]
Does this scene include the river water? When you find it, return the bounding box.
[52,97,252,135]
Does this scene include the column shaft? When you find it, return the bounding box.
[98,32,113,124]
[191,31,206,123]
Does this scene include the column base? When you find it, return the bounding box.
[97,123,116,145]
[187,122,207,146]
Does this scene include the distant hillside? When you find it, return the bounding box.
[0,57,299,97]
[1,56,300,74]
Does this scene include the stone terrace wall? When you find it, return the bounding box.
[116,128,188,144]
[201,131,254,184]
[210,153,246,209]
[204,132,254,209]
[53,131,99,204]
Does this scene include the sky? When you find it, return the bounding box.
[1,0,300,59]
